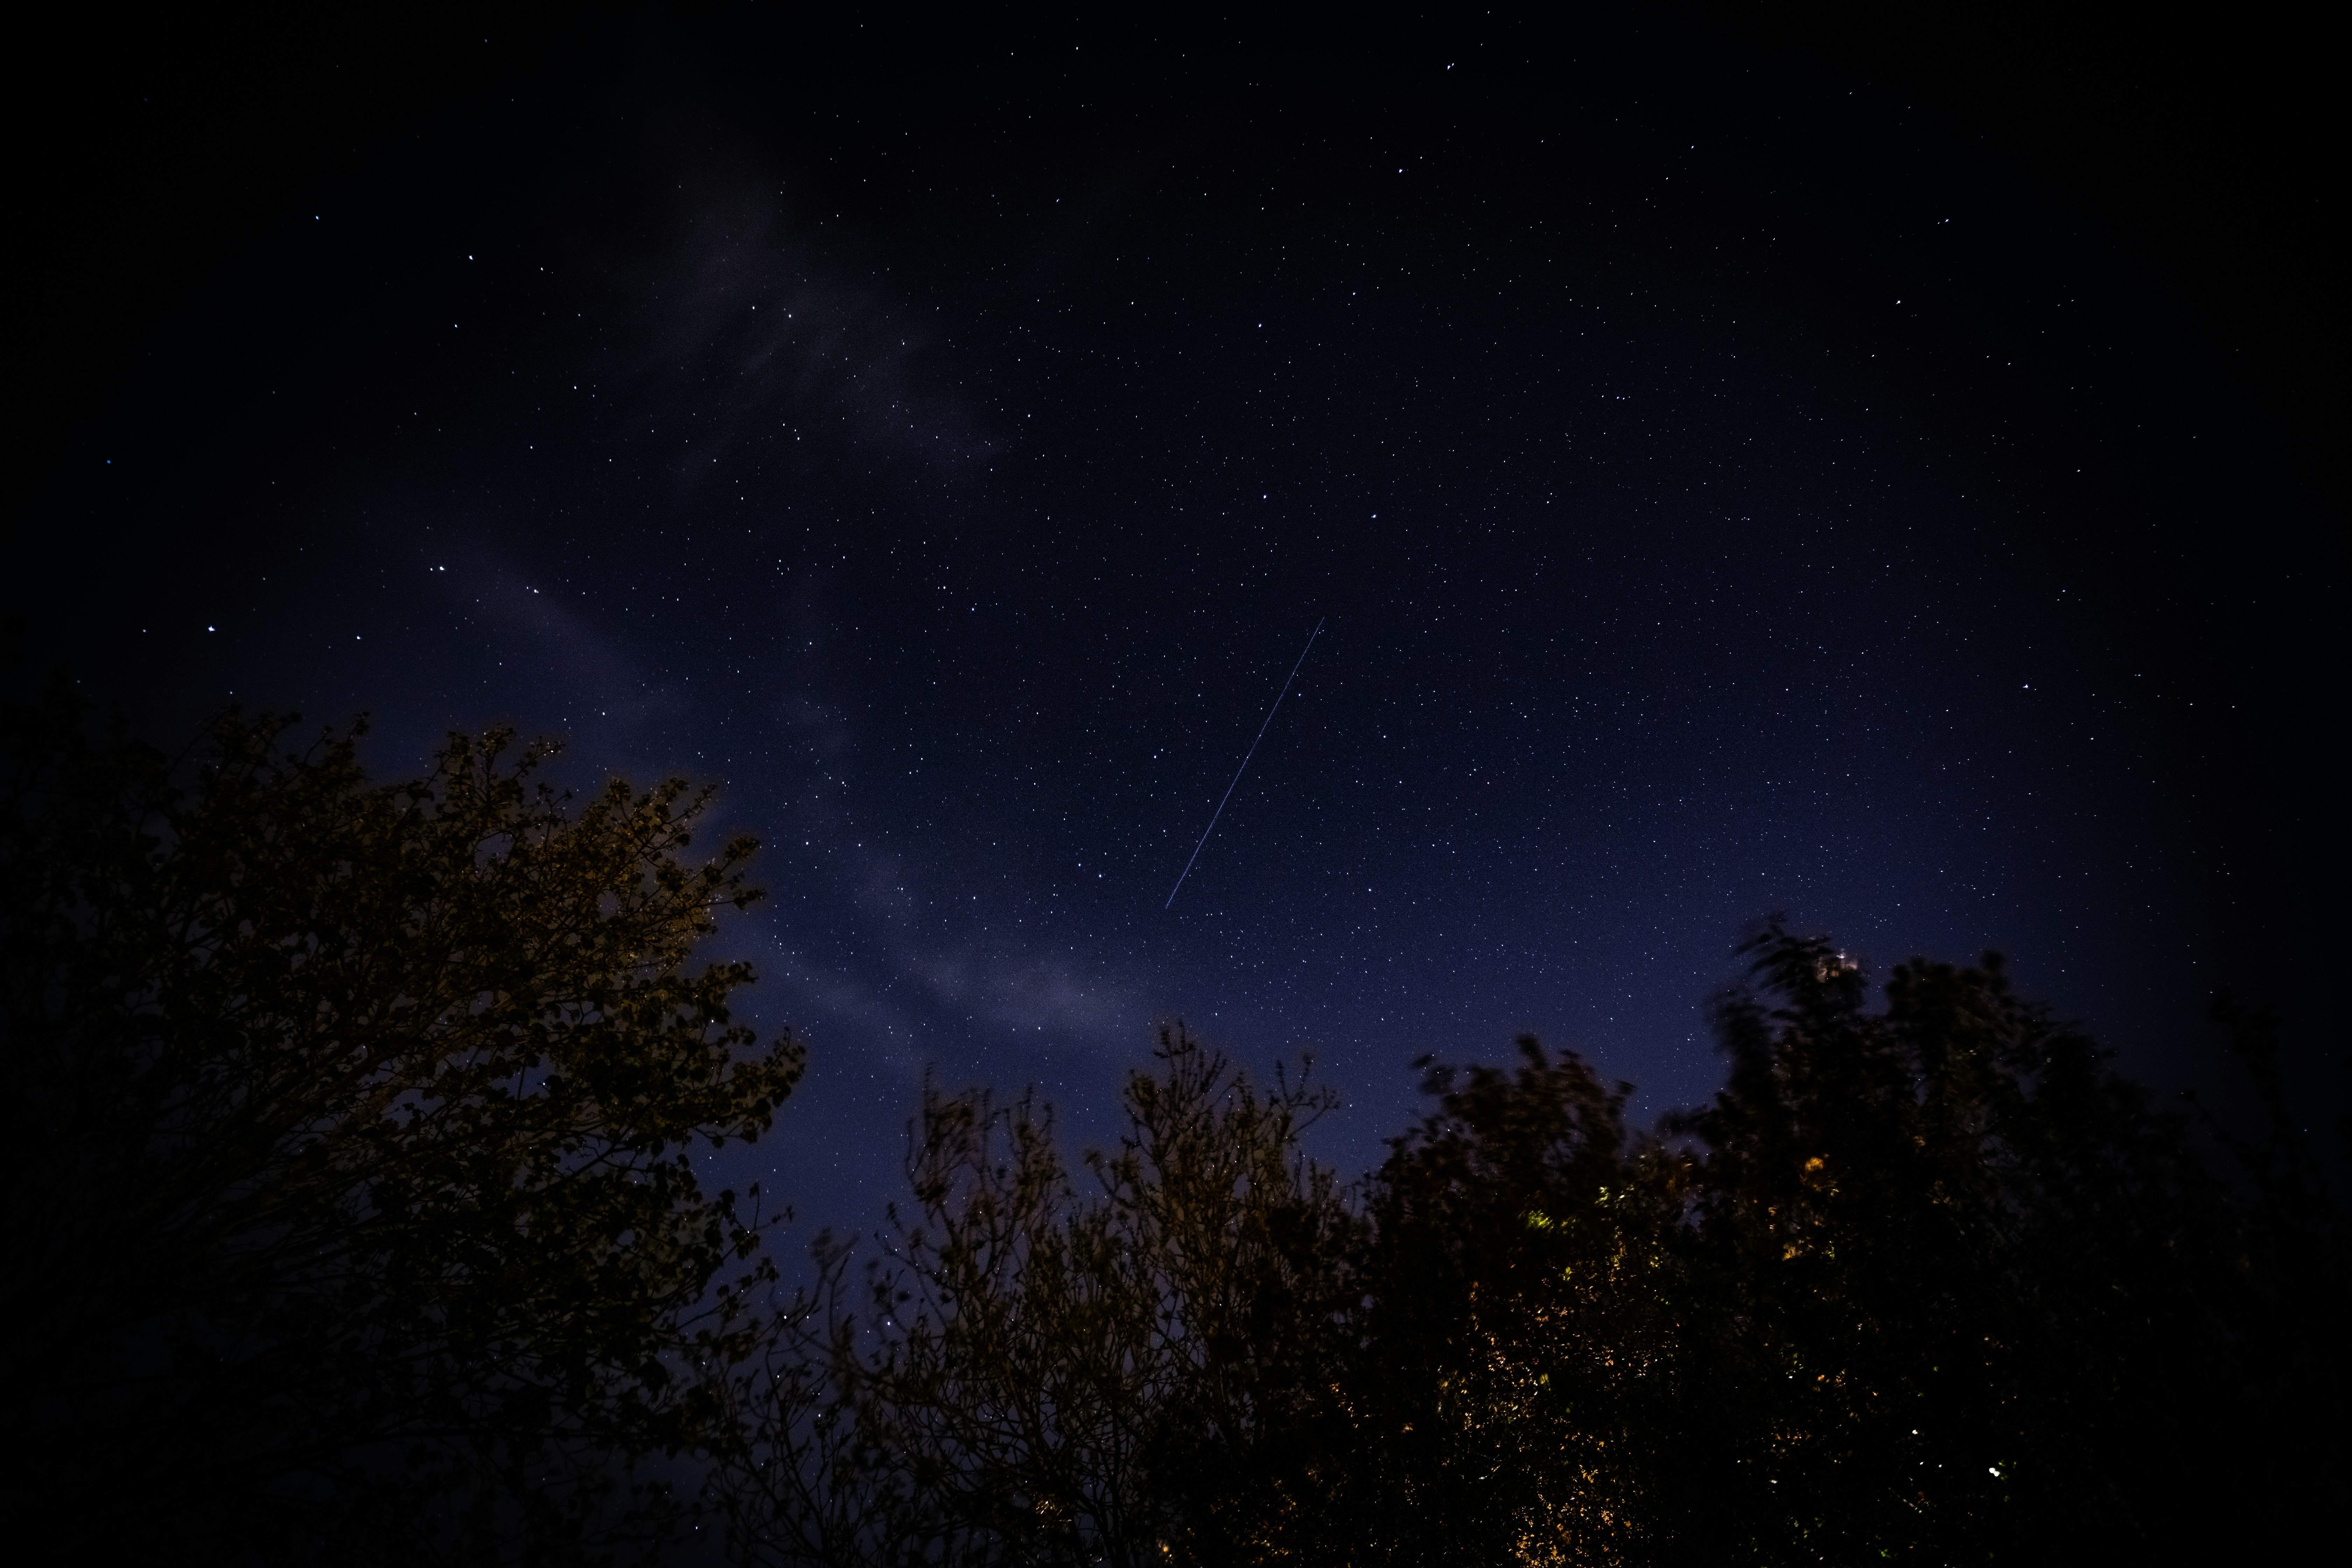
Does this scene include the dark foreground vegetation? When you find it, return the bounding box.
[4,692,2343,1564]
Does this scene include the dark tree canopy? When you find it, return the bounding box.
[1342,935,2344,1563]
[717,1027,1359,1566]
[720,931,2344,1566]
[5,678,2339,1566]
[1601,936,2337,1561]
[0,681,803,1562]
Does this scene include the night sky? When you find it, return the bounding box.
[23,18,2325,1222]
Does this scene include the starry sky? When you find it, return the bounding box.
[22,17,2325,1218]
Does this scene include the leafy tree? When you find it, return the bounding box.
[1650,929,2343,1560]
[1356,927,2348,1563]
[0,681,803,1562]
[1340,1040,1676,1567]
[717,1026,1357,1566]
[745,927,2343,1567]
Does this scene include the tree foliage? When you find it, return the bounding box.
[718,1026,1357,1566]
[0,681,803,1562]
[718,929,2344,1565]
[9,674,2337,1564]
[1348,932,2344,1562]
[1338,1039,1671,1566]
[1626,934,2336,1558]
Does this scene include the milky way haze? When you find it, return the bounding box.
[24,16,2323,1227]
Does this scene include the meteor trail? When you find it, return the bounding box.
[1164,617,1325,910]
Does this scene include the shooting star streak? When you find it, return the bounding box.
[1165,617,1325,910]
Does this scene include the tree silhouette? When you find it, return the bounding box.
[714,928,2345,1565]
[1646,929,2345,1559]
[0,681,803,1562]
[1339,1038,1673,1566]
[50,672,2323,1562]
[717,1025,1357,1566]
[1353,927,2349,1563]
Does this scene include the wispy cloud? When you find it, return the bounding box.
[761,678,1157,1079]
[601,176,1000,491]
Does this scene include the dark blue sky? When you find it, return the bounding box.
[24,16,2324,1221]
